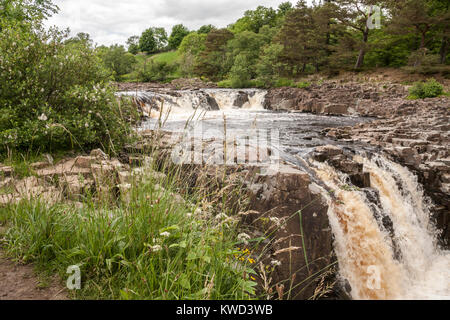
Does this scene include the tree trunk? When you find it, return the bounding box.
[420,32,426,49]
[355,28,369,70]
[440,36,448,64]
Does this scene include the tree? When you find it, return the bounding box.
[139,28,157,54]
[195,29,234,80]
[276,1,327,75]
[198,24,216,34]
[126,35,140,54]
[152,27,168,51]
[168,24,189,49]
[178,32,207,76]
[65,32,93,48]
[256,43,284,87]
[329,0,384,69]
[0,21,132,154]
[388,0,450,63]
[0,0,58,27]
[230,6,278,33]
[98,44,136,80]
[226,31,265,86]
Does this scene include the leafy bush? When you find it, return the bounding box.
[296,81,311,89]
[137,60,179,82]
[0,22,136,155]
[98,45,136,81]
[408,78,444,99]
[217,79,233,88]
[274,78,294,87]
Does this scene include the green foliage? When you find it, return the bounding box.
[195,29,234,81]
[230,6,278,34]
[229,55,253,88]
[65,32,93,47]
[139,28,157,54]
[255,43,284,87]
[178,32,207,77]
[137,60,178,82]
[168,24,190,49]
[0,0,58,26]
[178,32,207,56]
[408,78,444,99]
[152,27,168,51]
[98,45,137,81]
[0,21,135,154]
[197,24,216,34]
[274,78,294,87]
[296,81,311,89]
[126,36,140,55]
[217,79,233,88]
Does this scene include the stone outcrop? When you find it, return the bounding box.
[263,82,449,118]
[0,149,167,206]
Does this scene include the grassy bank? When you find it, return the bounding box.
[0,156,258,300]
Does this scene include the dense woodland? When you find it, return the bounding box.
[97,0,450,87]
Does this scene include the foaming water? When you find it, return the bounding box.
[121,89,448,299]
[118,88,267,119]
[314,155,450,300]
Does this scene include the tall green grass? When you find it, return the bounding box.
[0,160,257,300]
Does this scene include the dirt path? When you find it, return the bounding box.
[0,251,68,300]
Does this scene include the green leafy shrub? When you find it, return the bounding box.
[274,78,294,88]
[217,79,233,88]
[0,22,136,155]
[408,78,444,99]
[97,44,137,81]
[296,81,311,89]
[137,60,179,82]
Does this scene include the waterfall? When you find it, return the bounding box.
[313,155,450,300]
[118,89,267,118]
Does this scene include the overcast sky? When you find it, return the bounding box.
[44,0,295,46]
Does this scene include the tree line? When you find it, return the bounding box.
[68,1,450,86]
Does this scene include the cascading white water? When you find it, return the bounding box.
[118,89,267,118]
[206,89,266,111]
[314,155,450,300]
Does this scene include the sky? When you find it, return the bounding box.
[44,0,295,47]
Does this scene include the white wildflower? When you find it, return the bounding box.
[269,217,281,226]
[38,113,48,121]
[237,233,251,245]
[215,212,228,220]
[160,232,171,238]
[85,123,89,128]
[271,260,282,267]
[194,208,202,215]
[150,245,162,252]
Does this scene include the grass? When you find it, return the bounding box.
[0,156,259,300]
[151,51,180,64]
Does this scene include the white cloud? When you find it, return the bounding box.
[45,0,293,46]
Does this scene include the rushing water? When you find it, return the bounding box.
[120,89,450,300]
[314,155,450,300]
